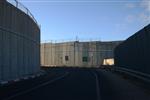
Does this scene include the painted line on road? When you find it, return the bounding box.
[92,71,101,100]
[3,72,69,100]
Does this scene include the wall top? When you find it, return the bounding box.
[6,0,40,29]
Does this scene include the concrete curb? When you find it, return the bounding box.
[0,70,46,86]
[3,72,69,100]
[113,67,150,84]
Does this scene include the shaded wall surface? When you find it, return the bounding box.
[41,41,122,67]
[0,1,40,81]
[114,24,150,74]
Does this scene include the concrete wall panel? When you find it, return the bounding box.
[115,24,150,75]
[41,41,122,67]
[0,1,40,82]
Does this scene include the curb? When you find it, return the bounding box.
[0,70,46,86]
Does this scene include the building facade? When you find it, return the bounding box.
[41,41,122,67]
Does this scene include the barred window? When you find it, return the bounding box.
[82,57,88,62]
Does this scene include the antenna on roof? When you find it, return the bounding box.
[76,35,79,42]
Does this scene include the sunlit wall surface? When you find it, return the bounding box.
[114,24,150,74]
[103,58,114,66]
[0,0,40,82]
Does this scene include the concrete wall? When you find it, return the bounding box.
[41,41,122,67]
[0,1,40,82]
[114,24,150,74]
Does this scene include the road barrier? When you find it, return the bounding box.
[114,24,150,75]
[0,0,40,83]
[114,67,150,83]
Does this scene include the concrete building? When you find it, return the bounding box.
[0,0,40,82]
[41,41,122,67]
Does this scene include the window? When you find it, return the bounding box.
[65,56,69,61]
[82,57,88,62]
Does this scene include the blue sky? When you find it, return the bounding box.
[19,0,150,42]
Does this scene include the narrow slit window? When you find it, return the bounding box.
[65,56,69,61]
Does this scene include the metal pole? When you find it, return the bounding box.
[74,42,75,67]
[54,40,56,66]
[16,0,18,8]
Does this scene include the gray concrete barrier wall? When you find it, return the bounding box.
[114,24,150,74]
[41,41,122,67]
[0,1,40,82]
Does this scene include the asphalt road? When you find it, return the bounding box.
[1,68,150,100]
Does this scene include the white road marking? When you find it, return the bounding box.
[92,71,101,100]
[3,72,69,100]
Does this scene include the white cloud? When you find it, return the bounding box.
[139,0,150,24]
[139,13,150,23]
[124,0,150,25]
[140,0,150,11]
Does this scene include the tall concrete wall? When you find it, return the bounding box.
[0,1,40,82]
[114,24,150,74]
[41,41,121,67]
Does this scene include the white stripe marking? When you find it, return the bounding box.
[92,71,101,100]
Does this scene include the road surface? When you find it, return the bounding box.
[1,68,150,100]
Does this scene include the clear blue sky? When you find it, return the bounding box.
[20,0,150,42]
